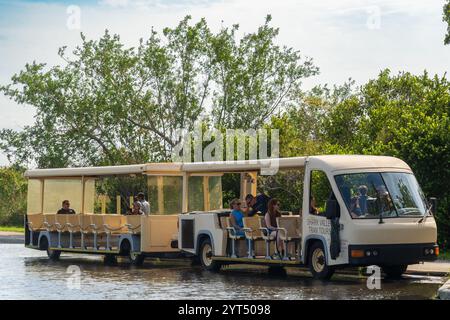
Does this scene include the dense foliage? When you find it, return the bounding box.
[270,71,450,249]
[0,166,27,226]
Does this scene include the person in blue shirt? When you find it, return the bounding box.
[229,198,245,237]
[245,193,271,217]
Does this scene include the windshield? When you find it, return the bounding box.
[334,172,428,219]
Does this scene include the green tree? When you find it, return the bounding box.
[0,15,317,168]
[0,166,27,226]
[275,69,450,249]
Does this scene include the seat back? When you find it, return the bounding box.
[90,214,105,232]
[103,214,123,228]
[27,213,44,231]
[66,214,81,229]
[243,216,263,238]
[277,216,302,240]
[80,214,93,231]
[56,214,72,232]
[44,214,57,231]
[126,215,141,233]
[220,216,229,229]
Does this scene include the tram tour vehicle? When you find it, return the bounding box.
[24,155,439,279]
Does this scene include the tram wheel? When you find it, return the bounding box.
[129,252,145,266]
[308,241,334,280]
[42,237,61,261]
[104,254,118,265]
[199,238,221,271]
[47,248,61,261]
[382,264,408,279]
[268,266,287,276]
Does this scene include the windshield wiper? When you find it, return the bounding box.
[417,205,432,224]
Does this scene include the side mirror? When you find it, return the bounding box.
[429,197,437,215]
[325,199,338,219]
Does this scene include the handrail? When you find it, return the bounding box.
[103,224,126,232]
[66,223,81,232]
[276,227,288,240]
[125,223,141,234]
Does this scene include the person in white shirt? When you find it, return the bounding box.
[137,192,150,215]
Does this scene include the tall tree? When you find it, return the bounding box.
[0,15,317,168]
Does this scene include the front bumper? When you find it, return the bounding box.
[348,243,439,266]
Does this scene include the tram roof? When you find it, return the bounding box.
[24,155,410,178]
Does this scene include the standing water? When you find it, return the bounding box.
[0,244,444,300]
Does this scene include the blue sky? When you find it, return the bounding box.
[0,0,449,166]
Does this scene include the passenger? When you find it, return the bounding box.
[265,198,284,253]
[375,184,394,214]
[309,195,319,215]
[137,192,150,215]
[350,185,368,218]
[229,198,245,237]
[350,196,362,218]
[244,192,271,217]
[57,200,76,214]
[130,201,144,215]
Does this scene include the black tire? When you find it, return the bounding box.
[382,264,408,279]
[104,254,118,265]
[47,248,61,261]
[129,251,145,266]
[199,238,221,271]
[268,266,287,276]
[308,241,335,280]
[190,256,201,266]
[41,236,61,261]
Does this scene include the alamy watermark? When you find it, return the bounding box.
[66,5,81,30]
[366,265,381,290]
[366,6,381,30]
[171,126,280,175]
[66,265,81,290]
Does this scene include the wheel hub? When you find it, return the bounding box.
[312,248,325,273]
[202,244,212,266]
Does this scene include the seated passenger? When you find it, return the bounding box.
[244,192,271,217]
[57,200,76,214]
[229,198,245,236]
[350,185,369,218]
[129,201,144,216]
[350,197,362,218]
[309,196,319,215]
[265,198,284,253]
[357,185,369,214]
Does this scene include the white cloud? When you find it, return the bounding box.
[0,0,449,166]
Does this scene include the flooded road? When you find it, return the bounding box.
[0,244,445,300]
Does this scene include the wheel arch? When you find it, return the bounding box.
[196,230,215,256]
[119,237,132,255]
[118,234,140,254]
[38,232,50,250]
[303,235,329,266]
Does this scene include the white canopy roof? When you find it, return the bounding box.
[24,155,410,178]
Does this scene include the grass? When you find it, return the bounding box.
[0,226,24,233]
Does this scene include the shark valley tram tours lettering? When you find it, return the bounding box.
[307,218,331,234]
[178,304,271,317]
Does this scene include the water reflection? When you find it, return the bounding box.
[0,244,443,300]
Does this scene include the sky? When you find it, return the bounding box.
[0,0,449,165]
